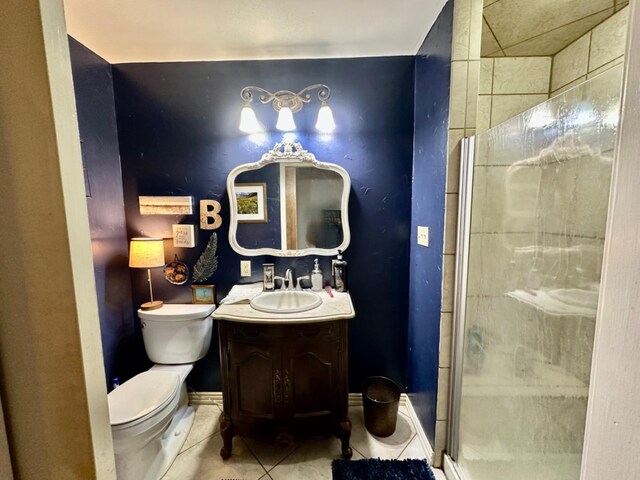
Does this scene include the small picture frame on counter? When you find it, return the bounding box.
[263,263,275,291]
[191,284,216,304]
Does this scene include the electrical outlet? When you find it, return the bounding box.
[240,260,251,277]
[417,226,429,247]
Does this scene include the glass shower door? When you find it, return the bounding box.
[452,65,624,480]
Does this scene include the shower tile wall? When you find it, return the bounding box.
[477,5,629,135]
[457,66,623,480]
[551,6,629,96]
[477,57,551,132]
[481,0,627,57]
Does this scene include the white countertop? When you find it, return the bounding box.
[213,289,355,324]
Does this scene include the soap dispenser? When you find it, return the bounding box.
[333,250,348,292]
[311,258,323,291]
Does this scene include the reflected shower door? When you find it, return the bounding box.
[453,66,623,480]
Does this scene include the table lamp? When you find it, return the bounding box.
[129,237,165,310]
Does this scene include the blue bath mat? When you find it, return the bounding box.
[332,458,436,480]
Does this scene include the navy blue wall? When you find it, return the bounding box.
[69,38,136,388]
[408,1,453,445]
[112,57,416,391]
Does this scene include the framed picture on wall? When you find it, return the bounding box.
[235,183,268,223]
[191,284,216,304]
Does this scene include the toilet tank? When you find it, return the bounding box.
[138,304,216,364]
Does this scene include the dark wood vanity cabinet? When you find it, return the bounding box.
[218,320,352,459]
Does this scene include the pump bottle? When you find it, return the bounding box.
[333,250,348,292]
[311,258,323,291]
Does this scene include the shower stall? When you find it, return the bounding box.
[447,65,624,480]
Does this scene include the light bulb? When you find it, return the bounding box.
[315,102,335,133]
[276,107,296,131]
[239,104,262,134]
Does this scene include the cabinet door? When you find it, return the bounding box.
[285,339,341,419]
[228,339,282,421]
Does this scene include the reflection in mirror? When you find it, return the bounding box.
[227,142,350,257]
[282,165,343,250]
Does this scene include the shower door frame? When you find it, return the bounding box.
[445,1,640,479]
[447,135,475,464]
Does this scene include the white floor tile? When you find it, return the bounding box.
[397,434,428,460]
[163,434,267,480]
[348,405,416,459]
[180,404,222,453]
[164,402,445,480]
[268,434,363,480]
[243,435,300,471]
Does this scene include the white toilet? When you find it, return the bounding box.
[107,304,215,480]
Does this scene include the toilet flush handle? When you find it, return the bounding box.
[141,321,146,328]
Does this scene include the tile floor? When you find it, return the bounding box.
[163,403,447,480]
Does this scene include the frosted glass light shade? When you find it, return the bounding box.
[315,103,336,133]
[129,238,165,268]
[276,107,296,131]
[239,105,263,133]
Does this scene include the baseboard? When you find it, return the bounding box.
[189,391,410,407]
[188,391,223,405]
[351,392,409,406]
[403,395,435,466]
[189,392,415,406]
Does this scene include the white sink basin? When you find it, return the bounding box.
[250,290,322,314]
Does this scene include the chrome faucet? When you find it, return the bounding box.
[284,268,294,290]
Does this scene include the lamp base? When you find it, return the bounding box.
[140,300,164,311]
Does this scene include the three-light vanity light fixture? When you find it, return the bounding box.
[239,84,336,134]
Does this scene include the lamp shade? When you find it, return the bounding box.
[239,104,263,134]
[129,238,165,268]
[276,107,296,131]
[315,102,336,133]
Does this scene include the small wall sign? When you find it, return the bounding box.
[139,196,193,215]
[172,224,195,248]
[200,199,223,230]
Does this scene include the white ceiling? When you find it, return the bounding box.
[63,0,447,64]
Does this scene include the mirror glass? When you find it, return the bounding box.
[227,142,350,256]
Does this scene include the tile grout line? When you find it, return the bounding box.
[496,6,617,53]
[350,444,366,458]
[483,15,506,57]
[239,437,274,477]
[243,436,302,476]
[394,433,418,460]
[176,429,220,457]
[265,444,301,474]
[586,31,593,74]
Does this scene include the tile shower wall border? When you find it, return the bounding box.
[435,0,483,466]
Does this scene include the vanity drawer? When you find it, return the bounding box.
[292,323,337,339]
[224,321,339,341]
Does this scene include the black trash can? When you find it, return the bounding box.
[362,376,401,437]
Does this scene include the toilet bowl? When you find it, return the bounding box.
[107,304,215,480]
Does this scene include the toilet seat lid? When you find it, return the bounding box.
[108,371,181,426]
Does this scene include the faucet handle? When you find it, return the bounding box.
[296,275,310,290]
[274,275,285,290]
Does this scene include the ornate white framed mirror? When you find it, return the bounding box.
[227,142,351,257]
